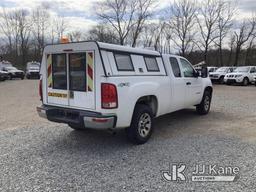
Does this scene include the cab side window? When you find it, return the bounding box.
[169,57,181,77]
[250,67,256,73]
[180,58,194,77]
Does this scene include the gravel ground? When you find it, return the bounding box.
[0,80,256,191]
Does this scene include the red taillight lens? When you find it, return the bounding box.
[39,78,43,101]
[101,83,118,109]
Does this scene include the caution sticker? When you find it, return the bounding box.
[48,92,68,98]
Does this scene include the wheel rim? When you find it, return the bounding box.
[204,95,210,111]
[138,113,152,138]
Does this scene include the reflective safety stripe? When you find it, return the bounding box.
[48,92,68,98]
[87,52,94,92]
[47,54,52,87]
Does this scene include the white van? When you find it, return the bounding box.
[37,41,212,144]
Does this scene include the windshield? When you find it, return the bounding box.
[216,67,228,72]
[29,65,39,70]
[5,67,17,70]
[234,67,250,73]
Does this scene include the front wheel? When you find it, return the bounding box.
[242,77,249,86]
[126,104,154,145]
[219,76,224,84]
[196,91,212,115]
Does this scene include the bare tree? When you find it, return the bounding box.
[233,17,256,66]
[196,0,222,64]
[54,16,68,42]
[15,9,31,66]
[32,5,50,57]
[167,0,197,56]
[227,34,236,66]
[97,0,138,45]
[0,8,15,53]
[68,31,83,42]
[215,1,235,66]
[87,24,119,44]
[130,0,155,47]
[141,20,166,52]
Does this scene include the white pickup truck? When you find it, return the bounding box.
[37,41,213,144]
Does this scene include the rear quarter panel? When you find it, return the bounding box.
[100,76,171,128]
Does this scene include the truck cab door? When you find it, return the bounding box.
[169,57,186,111]
[179,58,203,106]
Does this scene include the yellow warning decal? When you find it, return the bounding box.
[48,92,68,98]
[47,54,52,88]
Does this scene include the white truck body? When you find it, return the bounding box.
[37,41,213,144]
[224,66,256,85]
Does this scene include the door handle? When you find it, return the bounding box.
[186,82,191,85]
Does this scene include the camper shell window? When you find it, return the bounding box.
[114,52,134,71]
[144,56,160,72]
[52,54,67,90]
[69,53,87,92]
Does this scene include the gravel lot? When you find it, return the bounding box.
[0,80,256,191]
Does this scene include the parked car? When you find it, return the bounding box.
[2,66,25,80]
[224,66,256,86]
[26,62,40,79]
[37,41,213,144]
[0,70,9,81]
[209,67,236,84]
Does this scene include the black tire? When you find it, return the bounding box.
[27,75,30,79]
[126,104,154,145]
[219,76,224,84]
[68,123,85,130]
[21,76,24,80]
[196,90,212,115]
[242,77,249,86]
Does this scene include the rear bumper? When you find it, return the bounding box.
[37,105,117,130]
[27,72,40,78]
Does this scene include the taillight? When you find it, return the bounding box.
[39,77,43,101]
[101,83,118,109]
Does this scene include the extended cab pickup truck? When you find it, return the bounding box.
[37,41,213,144]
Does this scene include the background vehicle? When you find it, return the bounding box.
[3,66,25,80]
[0,61,13,71]
[37,41,212,144]
[0,70,9,81]
[224,66,256,86]
[207,67,218,73]
[26,62,40,79]
[209,67,236,84]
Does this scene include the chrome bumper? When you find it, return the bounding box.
[37,105,116,130]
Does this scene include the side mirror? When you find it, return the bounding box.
[193,70,200,78]
[201,67,208,78]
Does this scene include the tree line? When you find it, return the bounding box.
[0,0,256,69]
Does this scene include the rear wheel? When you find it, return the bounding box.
[126,104,154,144]
[196,90,212,115]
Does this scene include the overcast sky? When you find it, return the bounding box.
[0,0,256,33]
